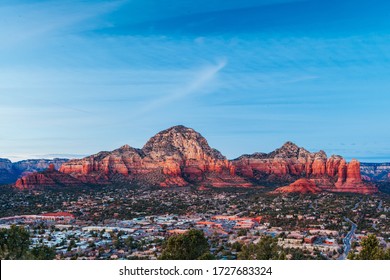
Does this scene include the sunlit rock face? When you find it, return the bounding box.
[232,143,377,194]
[271,178,322,194]
[14,126,377,193]
[15,167,84,189]
[0,158,69,185]
[58,125,247,188]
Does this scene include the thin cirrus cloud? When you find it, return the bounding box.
[0,0,125,45]
[0,0,390,162]
[131,59,228,118]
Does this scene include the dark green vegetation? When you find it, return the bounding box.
[0,185,389,237]
[159,232,324,260]
[160,229,214,260]
[0,183,389,260]
[348,234,390,260]
[377,182,390,194]
[0,225,55,260]
[237,235,286,260]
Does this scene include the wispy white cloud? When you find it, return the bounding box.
[1,1,390,162]
[132,59,227,116]
[0,0,125,50]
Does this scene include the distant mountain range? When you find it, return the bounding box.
[0,158,69,185]
[360,162,390,182]
[5,125,382,194]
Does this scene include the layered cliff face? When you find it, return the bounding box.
[141,125,230,182]
[59,146,143,184]
[13,159,69,176]
[13,126,377,194]
[59,125,241,187]
[232,142,377,194]
[232,142,332,182]
[0,158,69,185]
[360,162,390,182]
[15,164,84,189]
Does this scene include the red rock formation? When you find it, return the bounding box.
[48,163,55,171]
[57,125,252,188]
[15,168,84,189]
[326,155,343,177]
[202,171,254,188]
[346,159,362,183]
[331,159,377,194]
[232,142,329,181]
[274,176,377,194]
[271,178,322,194]
[312,153,327,176]
[15,173,57,189]
[233,142,377,194]
[273,158,377,195]
[13,126,377,193]
[142,125,229,177]
[159,176,188,187]
[1,158,69,185]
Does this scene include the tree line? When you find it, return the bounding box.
[0,225,55,260]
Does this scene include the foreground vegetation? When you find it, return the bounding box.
[0,225,55,260]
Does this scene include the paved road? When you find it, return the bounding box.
[338,217,357,260]
[352,198,363,211]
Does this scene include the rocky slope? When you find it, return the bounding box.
[232,142,377,194]
[13,159,68,175]
[271,178,322,194]
[13,126,378,194]
[58,125,248,188]
[15,164,84,189]
[0,159,16,185]
[360,162,390,182]
[0,158,68,185]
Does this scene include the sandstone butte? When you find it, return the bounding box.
[15,125,377,194]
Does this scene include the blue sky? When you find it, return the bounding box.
[1,0,390,162]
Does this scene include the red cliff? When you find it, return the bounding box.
[232,142,377,194]
[14,126,378,193]
[58,125,251,188]
[15,166,84,189]
[271,178,322,194]
[271,157,377,194]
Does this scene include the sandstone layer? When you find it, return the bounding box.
[232,142,376,194]
[0,158,68,185]
[59,125,246,188]
[15,164,84,189]
[14,126,377,194]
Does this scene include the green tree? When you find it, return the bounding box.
[0,225,31,260]
[348,234,390,260]
[231,241,242,252]
[30,245,56,260]
[125,236,137,250]
[197,252,215,260]
[238,235,286,260]
[67,239,76,251]
[160,229,211,260]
